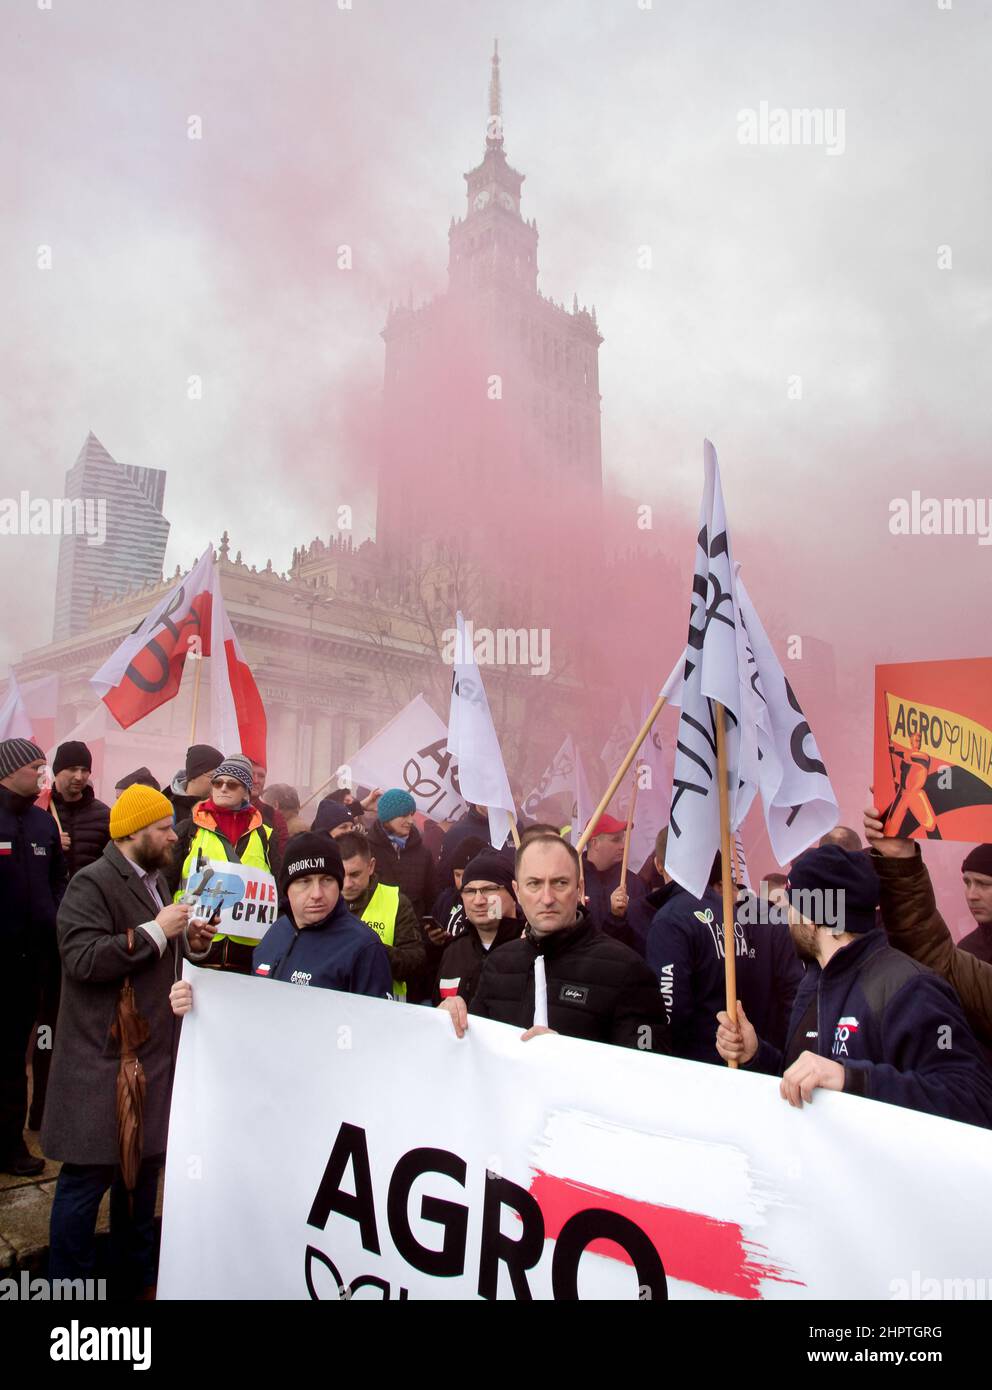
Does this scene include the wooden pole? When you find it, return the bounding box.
[187,638,203,746]
[576,692,668,853]
[508,808,521,849]
[619,763,641,884]
[729,829,743,894]
[299,773,339,811]
[714,700,739,1069]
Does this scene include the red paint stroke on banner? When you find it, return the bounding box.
[529,1169,802,1299]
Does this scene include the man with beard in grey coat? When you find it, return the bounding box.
[42,783,215,1296]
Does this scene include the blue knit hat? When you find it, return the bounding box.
[377,788,416,823]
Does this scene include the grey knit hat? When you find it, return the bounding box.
[0,738,46,779]
[210,755,254,794]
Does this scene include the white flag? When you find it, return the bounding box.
[446,612,516,850]
[0,673,34,741]
[665,441,760,898]
[600,698,636,779]
[522,735,583,822]
[567,742,596,849]
[736,576,839,863]
[348,694,465,822]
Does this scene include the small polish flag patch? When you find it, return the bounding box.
[439,978,460,998]
[0,842,11,855]
[255,963,271,975]
[837,1016,859,1032]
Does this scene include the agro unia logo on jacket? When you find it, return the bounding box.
[832,1016,859,1056]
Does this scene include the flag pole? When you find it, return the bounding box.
[299,773,338,811]
[576,693,668,853]
[187,637,203,745]
[619,763,641,883]
[508,809,521,849]
[729,829,743,892]
[714,700,739,1069]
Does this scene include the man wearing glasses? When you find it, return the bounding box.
[165,755,280,974]
[433,850,522,1007]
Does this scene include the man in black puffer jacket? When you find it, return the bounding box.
[439,834,670,1053]
[50,742,110,878]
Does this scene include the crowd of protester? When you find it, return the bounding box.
[3,732,992,1297]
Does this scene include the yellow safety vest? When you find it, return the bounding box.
[359,882,405,1001]
[176,822,274,946]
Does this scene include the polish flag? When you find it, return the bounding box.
[255,963,271,975]
[438,978,461,998]
[89,546,267,764]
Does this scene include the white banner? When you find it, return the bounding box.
[159,967,992,1301]
[180,857,278,943]
[348,694,465,822]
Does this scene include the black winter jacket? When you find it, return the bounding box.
[470,912,671,1053]
[0,785,67,952]
[646,882,803,1064]
[366,820,436,920]
[434,913,523,1006]
[51,785,110,878]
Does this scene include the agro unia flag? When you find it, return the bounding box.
[664,441,760,898]
[90,545,267,764]
[348,694,465,822]
[446,612,516,850]
[736,575,838,862]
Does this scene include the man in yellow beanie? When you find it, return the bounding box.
[41,783,215,1296]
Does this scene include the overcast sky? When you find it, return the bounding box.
[1,0,990,675]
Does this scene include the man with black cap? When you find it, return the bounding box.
[164,743,223,822]
[864,804,992,1049]
[433,849,522,1007]
[716,844,992,1128]
[170,832,392,1011]
[0,738,66,1174]
[51,740,110,878]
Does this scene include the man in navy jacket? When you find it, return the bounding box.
[0,738,67,1174]
[716,845,992,1129]
[647,854,802,1064]
[170,833,392,1015]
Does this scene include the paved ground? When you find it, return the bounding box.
[0,1124,163,1275]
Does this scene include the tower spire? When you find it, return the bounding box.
[487,38,503,147]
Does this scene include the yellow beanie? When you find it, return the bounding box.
[110,784,175,840]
